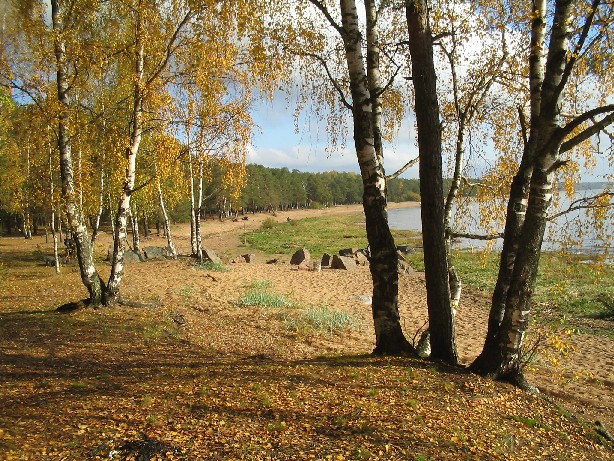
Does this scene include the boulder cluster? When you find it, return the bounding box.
[289,246,416,273]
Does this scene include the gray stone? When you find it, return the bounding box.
[397,244,415,255]
[298,260,321,272]
[416,330,431,358]
[321,253,333,267]
[353,295,372,305]
[339,248,358,257]
[143,246,169,260]
[242,254,256,263]
[124,250,144,262]
[290,248,311,265]
[202,248,221,264]
[397,259,414,274]
[355,252,369,266]
[331,254,357,271]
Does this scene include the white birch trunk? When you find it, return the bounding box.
[337,0,411,353]
[106,19,145,303]
[51,0,104,304]
[157,177,177,259]
[49,142,60,274]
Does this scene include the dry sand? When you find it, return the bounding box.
[1,200,612,431]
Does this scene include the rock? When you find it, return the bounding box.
[231,255,247,263]
[339,247,358,257]
[290,248,311,265]
[397,244,415,255]
[321,253,333,267]
[124,250,144,262]
[355,252,369,266]
[143,246,169,260]
[331,254,357,271]
[298,260,321,272]
[43,255,56,267]
[242,254,256,263]
[353,295,372,305]
[397,259,414,274]
[202,248,221,265]
[266,258,280,264]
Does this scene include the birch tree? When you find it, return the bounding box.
[471,0,614,385]
[284,0,414,353]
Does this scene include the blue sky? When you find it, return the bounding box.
[248,93,612,183]
[248,94,422,179]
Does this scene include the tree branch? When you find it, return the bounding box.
[299,50,353,111]
[374,62,402,99]
[553,0,600,104]
[548,192,613,220]
[146,10,193,87]
[461,176,496,190]
[307,0,344,37]
[385,156,419,180]
[560,111,614,153]
[518,106,528,147]
[449,230,504,241]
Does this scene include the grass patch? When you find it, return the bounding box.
[237,279,294,308]
[406,249,614,321]
[283,305,364,335]
[194,260,229,272]
[245,213,420,256]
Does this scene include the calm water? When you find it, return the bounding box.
[388,189,613,256]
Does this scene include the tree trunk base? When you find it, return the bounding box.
[372,334,416,356]
[56,296,160,312]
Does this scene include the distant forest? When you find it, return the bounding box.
[234,164,421,212]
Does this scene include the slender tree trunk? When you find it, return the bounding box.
[406,0,457,363]
[339,0,412,354]
[49,143,60,274]
[91,147,106,246]
[51,0,104,304]
[157,177,177,259]
[187,127,199,256]
[143,215,149,238]
[131,204,141,254]
[195,157,204,261]
[106,16,145,304]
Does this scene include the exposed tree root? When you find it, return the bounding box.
[56,296,160,312]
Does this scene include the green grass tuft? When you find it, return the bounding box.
[283,305,363,335]
[237,290,293,308]
[194,261,229,272]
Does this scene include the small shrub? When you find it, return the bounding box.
[237,280,293,308]
[261,217,277,229]
[284,306,363,335]
[238,290,293,308]
[305,306,363,334]
[194,261,229,272]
